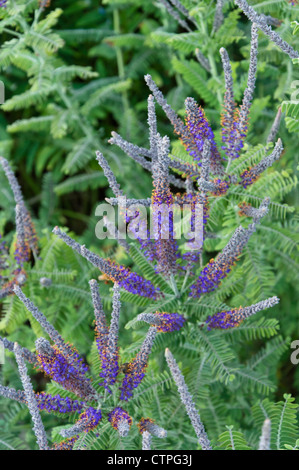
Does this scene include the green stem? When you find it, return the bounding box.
[180,267,190,294]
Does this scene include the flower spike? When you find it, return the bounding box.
[136,312,185,333]
[213,0,224,33]
[240,138,283,188]
[159,0,192,32]
[258,418,271,450]
[267,107,282,145]
[53,227,161,299]
[138,417,167,438]
[99,283,121,389]
[13,286,87,371]
[0,335,37,365]
[96,151,123,197]
[60,407,102,438]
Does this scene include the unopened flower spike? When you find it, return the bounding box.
[195,48,211,73]
[165,348,212,450]
[40,277,52,287]
[168,0,197,27]
[144,74,186,142]
[260,14,282,28]
[222,24,258,163]
[0,158,37,251]
[197,141,229,197]
[234,0,299,59]
[109,131,152,170]
[236,24,258,154]
[53,226,161,299]
[239,197,270,221]
[258,418,271,450]
[103,215,130,253]
[14,342,49,450]
[0,157,24,205]
[141,431,152,450]
[108,407,132,437]
[161,0,207,65]
[152,133,179,277]
[112,125,193,179]
[35,337,96,400]
[136,312,185,333]
[206,296,279,329]
[240,138,283,188]
[96,151,123,197]
[0,383,84,415]
[0,159,37,298]
[59,407,102,438]
[220,47,235,151]
[99,283,121,390]
[145,75,225,176]
[212,0,225,33]
[119,326,157,401]
[109,130,192,187]
[159,0,199,30]
[89,279,108,341]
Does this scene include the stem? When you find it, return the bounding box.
[57,88,93,139]
[226,156,232,173]
[199,16,223,107]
